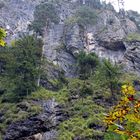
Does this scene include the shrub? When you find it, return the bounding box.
[28,87,68,104]
[58,97,105,140]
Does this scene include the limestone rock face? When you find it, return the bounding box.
[124,41,140,73]
[64,24,84,55]
[0,0,41,42]
[94,11,137,42]
[42,7,138,76]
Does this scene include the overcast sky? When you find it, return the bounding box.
[105,0,140,13]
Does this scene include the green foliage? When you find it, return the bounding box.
[119,72,139,85]
[0,47,16,98]
[104,132,129,140]
[68,79,93,98]
[65,6,97,26]
[125,33,140,42]
[58,97,105,140]
[0,35,43,102]
[12,35,42,99]
[93,59,121,95]
[28,87,68,104]
[85,0,102,9]
[58,117,94,140]
[77,51,99,79]
[75,6,97,26]
[30,2,59,35]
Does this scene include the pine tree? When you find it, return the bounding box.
[0,34,43,102]
[12,35,43,98]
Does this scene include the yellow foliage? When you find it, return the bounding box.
[0,27,6,47]
[0,39,6,46]
[104,84,140,139]
[121,84,136,95]
[129,137,138,140]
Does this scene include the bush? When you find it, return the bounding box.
[28,87,68,104]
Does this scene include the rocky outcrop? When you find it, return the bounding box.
[43,7,138,76]
[127,10,140,30]
[43,24,77,77]
[5,99,68,140]
[124,41,140,73]
[64,24,84,55]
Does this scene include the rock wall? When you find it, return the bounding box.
[44,6,138,77]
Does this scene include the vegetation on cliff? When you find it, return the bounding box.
[30,2,59,35]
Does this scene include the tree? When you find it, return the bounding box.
[75,6,97,27]
[12,35,43,98]
[77,51,99,79]
[94,59,121,96]
[104,84,140,140]
[30,2,59,35]
[0,35,43,102]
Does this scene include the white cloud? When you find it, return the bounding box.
[125,0,140,13]
[104,0,140,13]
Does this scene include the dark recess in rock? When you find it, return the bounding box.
[98,41,126,51]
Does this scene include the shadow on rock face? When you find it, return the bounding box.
[98,40,126,51]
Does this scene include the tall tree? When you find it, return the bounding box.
[12,35,43,98]
[0,34,43,102]
[94,59,121,95]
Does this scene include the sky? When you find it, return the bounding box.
[105,0,140,13]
